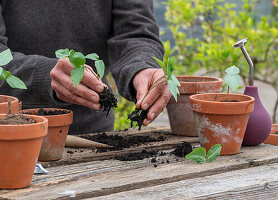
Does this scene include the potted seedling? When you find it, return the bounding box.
[55,49,117,116]
[0,49,26,113]
[128,56,180,130]
[0,49,48,189]
[190,66,255,155]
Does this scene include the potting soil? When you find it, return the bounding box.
[98,88,118,117]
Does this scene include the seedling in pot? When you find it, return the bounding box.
[0,49,27,90]
[128,56,180,130]
[185,144,222,164]
[223,65,241,101]
[55,49,117,116]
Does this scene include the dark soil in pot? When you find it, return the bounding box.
[0,114,36,125]
[128,108,150,130]
[81,132,165,152]
[36,108,70,115]
[98,88,118,117]
[171,142,193,157]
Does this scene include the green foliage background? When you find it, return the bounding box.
[164,0,278,122]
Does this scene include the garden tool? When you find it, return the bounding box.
[66,135,112,148]
[233,38,272,146]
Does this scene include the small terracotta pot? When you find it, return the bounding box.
[190,93,255,155]
[264,124,278,145]
[166,76,223,136]
[0,95,19,114]
[20,108,73,161]
[0,114,48,189]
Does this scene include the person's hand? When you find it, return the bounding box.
[133,68,172,126]
[50,58,106,110]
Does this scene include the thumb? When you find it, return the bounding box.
[133,77,149,109]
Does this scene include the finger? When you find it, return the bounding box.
[134,76,150,109]
[143,87,172,126]
[141,80,167,111]
[52,81,101,110]
[82,66,107,93]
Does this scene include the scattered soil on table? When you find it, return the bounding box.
[0,114,36,125]
[98,88,118,117]
[171,142,193,157]
[128,108,150,130]
[81,132,166,152]
[115,149,157,161]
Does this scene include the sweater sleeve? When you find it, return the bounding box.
[0,5,70,108]
[108,0,164,102]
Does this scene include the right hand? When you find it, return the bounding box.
[50,58,106,110]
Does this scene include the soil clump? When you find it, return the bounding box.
[0,114,36,125]
[115,149,157,161]
[128,108,149,130]
[98,88,118,117]
[172,142,193,157]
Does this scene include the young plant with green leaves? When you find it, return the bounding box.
[128,56,180,130]
[55,49,117,116]
[224,65,241,95]
[55,49,105,87]
[0,49,27,90]
[185,144,222,164]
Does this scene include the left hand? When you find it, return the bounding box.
[133,68,172,126]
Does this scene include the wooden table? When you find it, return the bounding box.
[1,127,278,200]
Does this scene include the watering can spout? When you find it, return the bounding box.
[232,38,254,86]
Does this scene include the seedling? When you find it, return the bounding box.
[0,49,27,89]
[224,65,241,95]
[185,144,222,164]
[55,49,117,116]
[128,56,180,130]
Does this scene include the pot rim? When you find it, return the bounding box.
[19,108,73,127]
[176,75,223,84]
[0,95,18,105]
[190,93,255,115]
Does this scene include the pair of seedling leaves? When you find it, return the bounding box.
[224,65,241,93]
[0,49,27,89]
[186,144,222,164]
[55,49,105,87]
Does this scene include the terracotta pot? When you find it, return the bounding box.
[166,76,223,136]
[0,95,19,114]
[0,114,48,189]
[20,108,73,161]
[190,93,255,155]
[264,124,278,145]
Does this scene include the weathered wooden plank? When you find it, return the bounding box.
[92,163,278,200]
[1,144,278,200]
[42,127,199,167]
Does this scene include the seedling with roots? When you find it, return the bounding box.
[55,49,117,116]
[128,56,180,130]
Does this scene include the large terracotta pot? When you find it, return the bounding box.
[0,114,48,189]
[190,93,255,155]
[0,95,19,114]
[166,76,223,136]
[264,124,278,145]
[20,108,73,161]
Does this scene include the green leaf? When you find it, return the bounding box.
[171,74,181,87]
[71,66,84,87]
[207,144,222,162]
[224,74,241,92]
[69,52,86,68]
[0,49,13,66]
[0,67,3,76]
[167,57,175,79]
[6,75,27,89]
[185,147,207,164]
[225,65,240,75]
[167,79,179,102]
[0,68,7,79]
[153,56,167,74]
[95,60,105,79]
[85,53,99,61]
[55,49,70,59]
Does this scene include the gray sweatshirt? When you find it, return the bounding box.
[0,0,164,134]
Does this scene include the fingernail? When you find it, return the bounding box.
[146,120,151,126]
[143,103,149,110]
[91,96,98,102]
[96,85,103,93]
[150,113,156,120]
